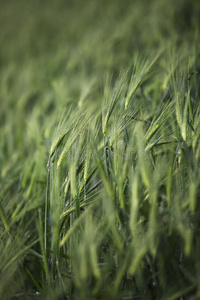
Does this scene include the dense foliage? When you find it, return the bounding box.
[0,0,200,299]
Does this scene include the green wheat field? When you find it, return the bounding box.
[0,0,200,299]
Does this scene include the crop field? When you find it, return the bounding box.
[0,0,200,299]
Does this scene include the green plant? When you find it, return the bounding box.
[0,0,200,299]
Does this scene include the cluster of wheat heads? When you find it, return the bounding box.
[36,53,200,299]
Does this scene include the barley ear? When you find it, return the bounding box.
[103,69,128,135]
[50,129,70,158]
